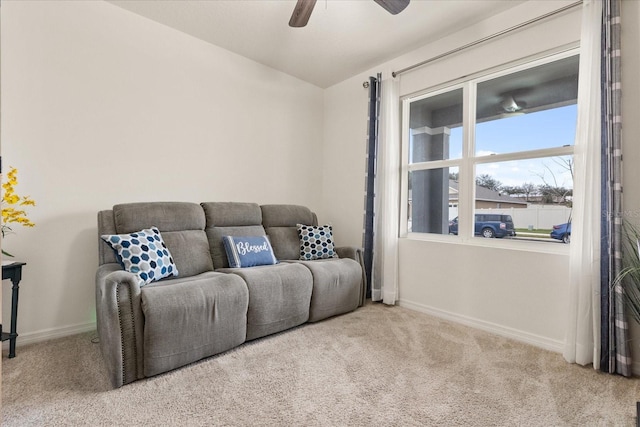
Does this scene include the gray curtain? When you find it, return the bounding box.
[362,73,381,299]
[600,0,630,376]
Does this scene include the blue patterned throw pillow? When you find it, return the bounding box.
[101,227,178,285]
[222,236,278,268]
[297,224,337,260]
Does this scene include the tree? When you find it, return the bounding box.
[533,157,574,206]
[500,185,519,196]
[475,174,502,192]
[539,184,572,205]
[520,182,537,202]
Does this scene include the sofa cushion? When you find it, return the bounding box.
[101,227,178,285]
[202,202,267,269]
[201,202,262,227]
[297,224,337,260]
[112,202,213,277]
[113,202,205,233]
[261,204,315,227]
[223,235,278,268]
[261,204,317,261]
[216,263,312,341]
[261,227,300,261]
[290,258,362,322]
[141,272,249,378]
[161,230,214,278]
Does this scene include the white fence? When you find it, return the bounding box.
[449,205,572,229]
[478,206,572,229]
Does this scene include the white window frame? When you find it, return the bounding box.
[400,47,579,255]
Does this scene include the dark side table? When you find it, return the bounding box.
[2,262,26,358]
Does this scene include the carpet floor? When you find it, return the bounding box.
[2,302,640,426]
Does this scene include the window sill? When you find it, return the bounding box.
[402,232,571,255]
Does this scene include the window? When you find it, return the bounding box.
[401,51,579,246]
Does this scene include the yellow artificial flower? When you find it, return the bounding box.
[4,194,19,205]
[1,167,36,249]
[7,169,17,183]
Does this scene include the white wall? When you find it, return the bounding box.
[323,1,581,351]
[322,79,369,247]
[1,1,324,342]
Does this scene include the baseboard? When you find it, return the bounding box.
[398,299,564,354]
[2,321,96,350]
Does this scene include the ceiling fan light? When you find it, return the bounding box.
[500,95,521,113]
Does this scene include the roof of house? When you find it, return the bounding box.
[448,180,528,205]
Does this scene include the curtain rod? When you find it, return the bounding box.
[392,0,583,78]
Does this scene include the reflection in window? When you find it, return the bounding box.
[475,55,579,156]
[408,167,459,234]
[409,88,463,163]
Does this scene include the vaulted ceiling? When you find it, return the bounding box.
[107,0,526,88]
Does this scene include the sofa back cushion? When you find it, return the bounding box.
[201,202,267,269]
[261,205,317,260]
[107,202,213,277]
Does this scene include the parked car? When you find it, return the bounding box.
[448,214,516,238]
[448,217,458,234]
[550,222,571,243]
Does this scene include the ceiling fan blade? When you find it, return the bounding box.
[289,0,317,27]
[373,0,410,15]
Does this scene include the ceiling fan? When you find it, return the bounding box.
[289,0,411,28]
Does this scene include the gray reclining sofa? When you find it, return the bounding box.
[96,201,365,388]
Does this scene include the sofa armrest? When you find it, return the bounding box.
[336,246,367,307]
[95,264,145,388]
[335,246,357,261]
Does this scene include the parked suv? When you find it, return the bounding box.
[448,214,516,238]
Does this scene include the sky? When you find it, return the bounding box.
[449,104,577,189]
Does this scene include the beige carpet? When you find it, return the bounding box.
[2,302,639,426]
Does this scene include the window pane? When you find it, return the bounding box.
[476,55,579,155]
[409,89,463,162]
[474,156,573,241]
[408,167,459,234]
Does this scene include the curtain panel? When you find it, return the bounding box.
[600,0,629,376]
[563,0,603,369]
[362,75,400,305]
[363,74,381,300]
[373,78,400,305]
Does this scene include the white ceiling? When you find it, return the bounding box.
[108,0,526,88]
